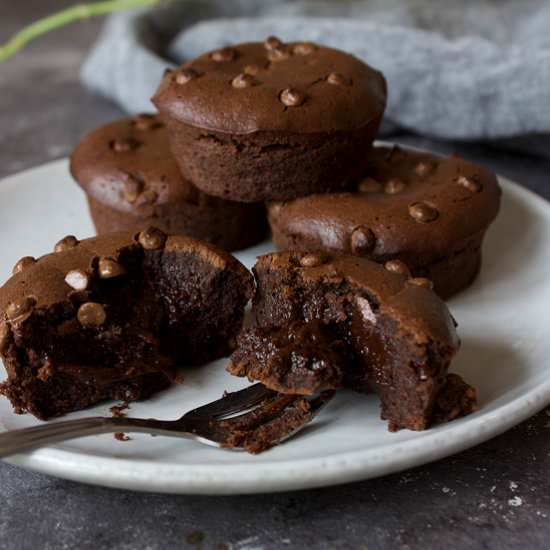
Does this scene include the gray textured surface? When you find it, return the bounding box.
[1,2,550,549]
[81,0,550,145]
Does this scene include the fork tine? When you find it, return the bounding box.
[265,391,336,449]
[183,383,277,420]
[209,390,336,453]
[219,393,297,427]
[305,390,335,415]
[218,389,335,426]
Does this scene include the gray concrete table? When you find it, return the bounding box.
[1,2,550,549]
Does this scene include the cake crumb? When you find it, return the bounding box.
[114,432,131,441]
[36,362,54,382]
[110,401,130,418]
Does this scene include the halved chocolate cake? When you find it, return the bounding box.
[228,250,476,431]
[0,228,253,419]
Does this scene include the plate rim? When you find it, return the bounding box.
[1,157,549,495]
[5,381,550,494]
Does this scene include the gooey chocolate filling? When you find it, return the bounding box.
[230,275,474,432]
[2,247,248,419]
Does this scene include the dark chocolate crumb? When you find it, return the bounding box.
[185,530,205,545]
[110,401,130,418]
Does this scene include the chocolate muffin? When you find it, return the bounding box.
[228,250,477,432]
[268,146,501,298]
[70,115,267,251]
[0,229,254,419]
[152,38,387,202]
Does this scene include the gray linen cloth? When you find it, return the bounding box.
[81,0,550,156]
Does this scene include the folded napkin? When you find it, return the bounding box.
[81,0,550,156]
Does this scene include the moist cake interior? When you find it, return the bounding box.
[1,246,247,419]
[229,259,476,431]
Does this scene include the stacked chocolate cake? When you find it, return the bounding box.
[0,37,501,437]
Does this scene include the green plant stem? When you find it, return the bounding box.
[0,0,166,62]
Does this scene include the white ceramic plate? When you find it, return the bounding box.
[0,158,549,495]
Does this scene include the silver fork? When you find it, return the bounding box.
[0,384,334,457]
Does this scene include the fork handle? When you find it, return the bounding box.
[0,416,183,458]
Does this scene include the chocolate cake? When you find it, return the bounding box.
[268,145,501,298]
[228,251,477,431]
[152,38,386,202]
[0,229,253,419]
[70,115,267,251]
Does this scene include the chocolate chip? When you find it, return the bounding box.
[135,189,158,207]
[414,161,435,177]
[280,88,306,107]
[408,202,439,223]
[111,137,140,153]
[358,177,382,193]
[77,302,107,328]
[64,269,90,291]
[300,252,327,268]
[384,259,410,277]
[6,297,36,320]
[137,227,167,250]
[351,226,376,254]
[327,72,351,86]
[243,64,261,75]
[0,322,10,353]
[175,68,200,84]
[122,177,144,204]
[211,48,236,62]
[293,42,316,55]
[456,175,482,193]
[12,256,36,275]
[54,235,79,253]
[384,178,406,195]
[268,47,291,62]
[407,277,434,290]
[98,257,126,279]
[232,73,257,88]
[264,36,283,50]
[132,114,163,131]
